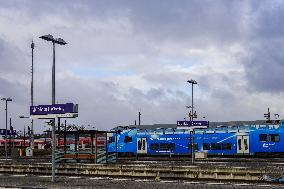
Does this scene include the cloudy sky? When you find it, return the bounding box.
[1,0,284,132]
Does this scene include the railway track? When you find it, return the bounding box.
[116,156,284,169]
[0,157,282,184]
[0,161,282,183]
[118,156,284,163]
[0,155,284,165]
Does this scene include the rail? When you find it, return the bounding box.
[0,162,281,182]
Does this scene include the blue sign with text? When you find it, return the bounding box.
[30,103,78,116]
[177,121,208,127]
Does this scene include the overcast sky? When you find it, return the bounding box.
[1,0,284,132]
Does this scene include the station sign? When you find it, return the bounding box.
[177,121,208,129]
[0,129,16,136]
[30,103,78,119]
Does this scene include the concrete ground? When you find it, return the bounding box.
[0,174,282,189]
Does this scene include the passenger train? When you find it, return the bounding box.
[107,121,284,157]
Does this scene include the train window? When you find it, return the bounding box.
[244,139,248,150]
[108,136,115,143]
[160,143,175,151]
[268,134,280,142]
[188,143,198,150]
[203,143,210,150]
[150,143,159,150]
[259,134,267,142]
[160,143,169,150]
[222,143,232,150]
[211,143,221,150]
[238,139,241,150]
[169,143,175,151]
[138,140,142,150]
[124,136,132,143]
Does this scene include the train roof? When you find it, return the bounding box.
[117,122,284,135]
[114,120,283,130]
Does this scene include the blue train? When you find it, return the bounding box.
[108,121,284,157]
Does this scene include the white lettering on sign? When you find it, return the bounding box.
[32,106,65,113]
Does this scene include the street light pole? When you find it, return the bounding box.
[51,40,56,183]
[1,98,12,161]
[39,34,66,105]
[52,41,55,104]
[39,34,67,182]
[187,79,197,121]
[187,79,197,164]
[19,116,31,150]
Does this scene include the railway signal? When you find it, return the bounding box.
[264,108,271,123]
[188,111,198,120]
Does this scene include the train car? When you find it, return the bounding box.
[136,128,190,156]
[0,138,46,148]
[108,122,284,157]
[108,128,137,156]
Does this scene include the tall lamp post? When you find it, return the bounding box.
[39,34,67,104]
[39,34,67,182]
[187,79,197,164]
[187,79,197,121]
[1,98,12,160]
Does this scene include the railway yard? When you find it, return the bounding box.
[2,0,284,187]
[0,157,284,188]
[2,122,284,188]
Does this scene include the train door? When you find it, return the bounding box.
[137,138,147,154]
[237,135,249,154]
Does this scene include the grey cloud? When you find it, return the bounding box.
[53,75,188,129]
[146,88,165,100]
[0,38,28,75]
[243,1,284,93]
[0,78,28,103]
[4,0,249,48]
[126,0,248,47]
[1,0,284,132]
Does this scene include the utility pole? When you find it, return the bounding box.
[138,112,141,126]
[5,101,7,160]
[23,125,26,148]
[31,41,34,149]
